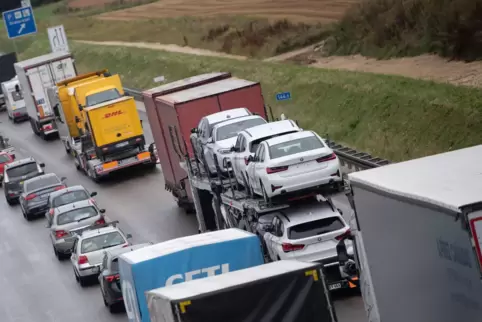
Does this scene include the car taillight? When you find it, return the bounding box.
[335,229,351,241]
[49,209,54,216]
[282,243,305,252]
[316,153,337,163]
[25,193,37,201]
[105,274,120,282]
[78,255,89,265]
[55,230,68,238]
[54,185,66,191]
[95,218,105,225]
[266,166,289,174]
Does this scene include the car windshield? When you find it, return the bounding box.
[6,163,38,180]
[269,136,325,159]
[53,190,89,208]
[81,232,125,254]
[85,88,121,107]
[288,217,344,240]
[25,176,60,193]
[216,118,266,141]
[12,90,23,101]
[0,154,11,163]
[57,206,98,225]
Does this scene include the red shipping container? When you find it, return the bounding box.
[155,77,267,203]
[142,72,231,198]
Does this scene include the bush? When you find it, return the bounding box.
[324,0,482,61]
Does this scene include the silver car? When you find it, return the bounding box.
[45,185,98,223]
[48,199,106,260]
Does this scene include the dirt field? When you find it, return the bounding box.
[96,0,358,23]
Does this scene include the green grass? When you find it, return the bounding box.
[17,38,482,162]
[52,0,158,17]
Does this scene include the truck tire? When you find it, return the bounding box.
[30,118,39,135]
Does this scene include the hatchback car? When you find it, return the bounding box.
[203,115,266,175]
[98,243,152,312]
[71,221,132,287]
[45,185,98,222]
[230,119,301,187]
[48,199,106,260]
[19,173,66,221]
[3,157,45,205]
[0,152,14,183]
[190,108,251,164]
[246,131,342,201]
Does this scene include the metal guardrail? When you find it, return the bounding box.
[125,86,392,172]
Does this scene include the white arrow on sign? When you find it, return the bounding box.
[18,23,26,35]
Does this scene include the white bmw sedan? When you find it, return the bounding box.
[246,131,342,200]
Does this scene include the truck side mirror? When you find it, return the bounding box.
[78,104,83,111]
[74,116,81,123]
[191,128,198,134]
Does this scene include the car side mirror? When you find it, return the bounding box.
[39,163,45,168]
[264,224,274,233]
[90,191,97,197]
[60,177,67,182]
[99,209,106,214]
[126,233,132,239]
[207,137,214,144]
[191,128,198,134]
[247,155,254,163]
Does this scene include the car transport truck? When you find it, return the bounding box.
[119,228,264,322]
[14,51,77,139]
[335,144,482,322]
[61,70,155,181]
[146,260,338,322]
[0,52,18,110]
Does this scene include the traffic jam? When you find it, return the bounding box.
[2,50,482,322]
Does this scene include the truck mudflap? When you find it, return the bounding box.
[94,151,154,176]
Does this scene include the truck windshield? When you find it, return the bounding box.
[85,89,121,107]
[216,118,266,141]
[12,90,23,101]
[288,217,344,240]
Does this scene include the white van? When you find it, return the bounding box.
[1,77,27,123]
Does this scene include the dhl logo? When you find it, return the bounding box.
[104,110,124,118]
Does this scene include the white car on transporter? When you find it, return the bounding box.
[246,130,342,200]
[230,119,301,188]
[203,115,266,175]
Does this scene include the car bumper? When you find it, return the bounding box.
[78,264,101,277]
[25,204,49,217]
[53,239,75,254]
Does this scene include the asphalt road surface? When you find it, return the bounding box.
[0,101,367,322]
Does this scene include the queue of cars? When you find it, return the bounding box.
[0,153,149,313]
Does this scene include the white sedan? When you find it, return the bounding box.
[246,131,342,200]
[203,115,266,175]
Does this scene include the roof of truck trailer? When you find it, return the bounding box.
[158,78,258,104]
[143,72,230,97]
[15,51,72,69]
[147,260,317,301]
[348,145,482,212]
[120,228,255,264]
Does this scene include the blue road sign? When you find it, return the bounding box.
[3,6,37,39]
[276,91,291,101]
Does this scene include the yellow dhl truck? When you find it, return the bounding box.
[52,69,112,154]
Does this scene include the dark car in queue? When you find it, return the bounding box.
[99,243,152,313]
[19,173,66,221]
[3,157,45,205]
[45,185,98,223]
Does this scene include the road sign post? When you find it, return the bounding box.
[47,25,70,53]
[2,6,37,40]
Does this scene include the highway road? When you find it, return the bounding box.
[0,100,366,322]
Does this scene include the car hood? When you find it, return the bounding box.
[215,137,238,149]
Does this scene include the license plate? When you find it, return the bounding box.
[116,141,129,148]
[118,156,137,166]
[328,283,342,291]
[92,266,100,273]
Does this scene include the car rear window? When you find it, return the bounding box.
[57,206,98,225]
[81,232,126,254]
[250,131,299,153]
[269,136,325,160]
[0,154,11,163]
[53,190,89,208]
[216,118,266,141]
[26,176,60,192]
[111,258,119,273]
[6,162,38,179]
[288,217,344,240]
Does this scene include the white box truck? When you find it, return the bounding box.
[1,76,28,123]
[336,145,482,322]
[14,51,77,139]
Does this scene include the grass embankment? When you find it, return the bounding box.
[14,38,482,162]
[325,0,482,61]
